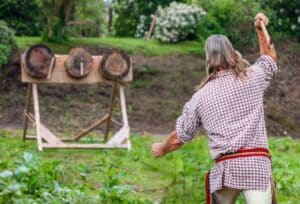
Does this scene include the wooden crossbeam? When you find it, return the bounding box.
[74,114,109,141]
[42,143,128,149]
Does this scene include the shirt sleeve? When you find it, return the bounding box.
[253,55,278,87]
[175,94,202,143]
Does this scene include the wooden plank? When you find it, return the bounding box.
[27,113,64,145]
[107,85,131,149]
[119,86,129,127]
[24,135,37,140]
[32,84,43,151]
[107,126,129,145]
[22,84,32,141]
[25,113,35,125]
[146,15,157,40]
[42,143,129,149]
[25,135,77,142]
[40,123,64,145]
[74,115,109,141]
[104,82,118,140]
[21,55,133,84]
[47,57,55,79]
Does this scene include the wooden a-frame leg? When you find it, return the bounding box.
[32,83,43,151]
[104,82,118,140]
[23,83,32,141]
[107,85,131,150]
[119,85,131,150]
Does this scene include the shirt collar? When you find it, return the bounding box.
[216,69,232,77]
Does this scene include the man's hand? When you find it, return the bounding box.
[255,13,269,29]
[151,131,184,158]
[151,143,166,158]
[254,12,277,62]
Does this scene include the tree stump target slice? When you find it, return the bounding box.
[65,48,93,78]
[24,44,55,79]
[100,50,131,81]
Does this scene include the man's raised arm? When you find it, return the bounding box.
[255,13,277,62]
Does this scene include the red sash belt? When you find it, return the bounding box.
[205,148,271,204]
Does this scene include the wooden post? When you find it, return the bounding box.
[104,82,118,140]
[32,83,43,151]
[119,86,129,127]
[108,6,113,32]
[119,85,131,150]
[146,15,157,40]
[22,83,32,140]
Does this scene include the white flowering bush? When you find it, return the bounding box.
[135,15,148,38]
[154,2,206,43]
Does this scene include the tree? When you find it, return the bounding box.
[36,0,75,42]
[0,0,41,36]
[71,0,105,37]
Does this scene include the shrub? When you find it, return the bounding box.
[0,21,17,81]
[196,0,263,48]
[154,2,206,43]
[113,0,182,37]
[260,0,300,41]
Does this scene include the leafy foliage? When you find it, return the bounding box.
[70,0,106,37]
[0,152,88,203]
[195,0,263,48]
[0,151,149,203]
[113,0,182,37]
[0,21,17,81]
[154,2,206,43]
[0,0,41,36]
[260,0,300,41]
[0,130,299,203]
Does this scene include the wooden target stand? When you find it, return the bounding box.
[21,54,132,151]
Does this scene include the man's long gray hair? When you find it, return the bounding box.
[197,34,250,89]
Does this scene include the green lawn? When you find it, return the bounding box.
[0,130,299,203]
[16,37,204,56]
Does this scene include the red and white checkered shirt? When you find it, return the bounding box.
[176,55,277,193]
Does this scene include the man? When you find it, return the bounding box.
[151,13,277,204]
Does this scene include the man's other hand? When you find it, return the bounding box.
[151,143,166,158]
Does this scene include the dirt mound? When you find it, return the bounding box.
[0,41,299,138]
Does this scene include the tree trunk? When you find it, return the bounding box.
[108,6,113,32]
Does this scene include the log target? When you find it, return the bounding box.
[65,48,93,78]
[100,49,131,81]
[24,44,55,79]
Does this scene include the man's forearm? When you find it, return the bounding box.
[255,21,277,62]
[256,27,270,55]
[162,131,184,154]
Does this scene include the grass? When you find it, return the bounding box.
[0,130,299,203]
[15,36,204,56]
